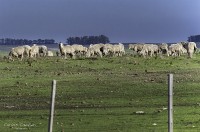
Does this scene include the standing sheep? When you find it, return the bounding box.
[23,45,32,57]
[168,43,184,57]
[29,44,40,58]
[47,51,54,57]
[59,43,76,59]
[9,46,25,61]
[129,43,144,54]
[38,45,48,56]
[86,44,104,58]
[183,42,197,58]
[71,44,88,57]
[112,43,125,57]
[158,43,169,56]
[102,43,113,56]
[139,44,158,57]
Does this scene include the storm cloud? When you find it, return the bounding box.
[0,0,200,43]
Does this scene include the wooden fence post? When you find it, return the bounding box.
[168,74,173,132]
[48,80,57,132]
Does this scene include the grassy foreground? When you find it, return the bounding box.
[1,53,200,132]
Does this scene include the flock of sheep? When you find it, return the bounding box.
[58,42,125,59]
[8,42,125,60]
[7,42,197,61]
[129,42,197,58]
[8,44,53,60]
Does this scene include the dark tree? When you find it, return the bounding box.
[66,35,110,45]
[188,35,200,42]
[0,38,56,45]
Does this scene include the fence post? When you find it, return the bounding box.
[168,74,173,132]
[48,80,57,132]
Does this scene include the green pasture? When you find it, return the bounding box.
[1,52,200,131]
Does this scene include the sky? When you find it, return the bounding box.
[0,0,200,43]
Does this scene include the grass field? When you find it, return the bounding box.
[1,52,200,131]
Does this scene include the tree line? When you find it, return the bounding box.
[0,38,55,45]
[66,35,110,45]
[188,35,200,42]
[0,35,110,45]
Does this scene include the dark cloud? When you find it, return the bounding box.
[0,0,200,43]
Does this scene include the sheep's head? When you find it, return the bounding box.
[29,49,35,58]
[58,42,64,47]
[9,49,18,57]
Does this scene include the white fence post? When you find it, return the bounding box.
[48,80,57,132]
[168,74,173,132]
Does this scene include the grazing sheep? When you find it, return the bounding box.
[23,45,32,57]
[47,51,54,56]
[101,43,125,57]
[183,42,197,58]
[158,43,169,56]
[9,46,25,60]
[89,43,104,49]
[128,44,135,50]
[71,44,88,57]
[29,44,48,58]
[86,44,104,58]
[38,45,48,56]
[112,43,125,57]
[86,45,103,58]
[102,43,113,56]
[129,43,144,53]
[29,44,40,58]
[56,50,61,56]
[59,43,76,59]
[181,47,187,55]
[168,43,184,57]
[139,44,159,57]
[151,44,159,56]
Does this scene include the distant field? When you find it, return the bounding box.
[0,49,200,131]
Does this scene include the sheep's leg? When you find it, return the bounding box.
[188,52,192,58]
[64,53,67,59]
[20,54,23,61]
[72,53,76,59]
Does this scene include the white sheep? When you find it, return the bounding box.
[59,43,76,59]
[38,45,48,56]
[158,43,169,56]
[139,44,158,57]
[102,43,114,56]
[168,43,184,57]
[23,45,32,57]
[184,42,197,58]
[29,44,40,58]
[71,44,88,57]
[86,43,104,58]
[129,43,144,54]
[9,46,25,61]
[112,43,125,57]
[47,51,54,57]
